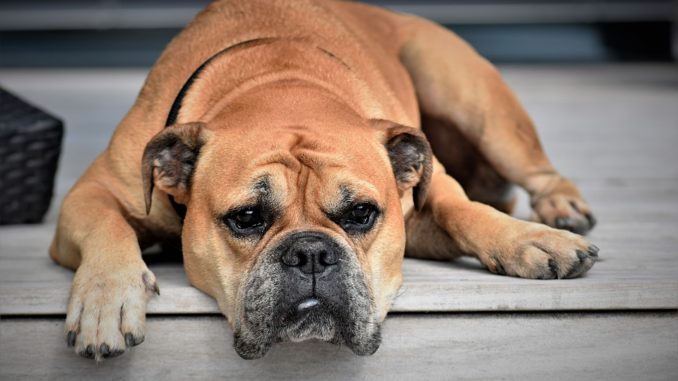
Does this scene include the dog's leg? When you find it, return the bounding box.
[398,20,595,234]
[421,114,517,215]
[406,161,598,279]
[50,179,158,360]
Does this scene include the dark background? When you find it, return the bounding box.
[0,0,676,67]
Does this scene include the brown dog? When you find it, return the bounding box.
[50,0,598,361]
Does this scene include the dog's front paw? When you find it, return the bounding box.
[488,224,599,279]
[64,260,159,361]
[530,177,596,235]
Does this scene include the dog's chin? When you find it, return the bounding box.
[232,308,382,360]
[278,309,338,343]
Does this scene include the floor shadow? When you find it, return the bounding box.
[142,241,184,264]
[446,257,488,273]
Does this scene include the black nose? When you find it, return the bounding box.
[281,234,339,275]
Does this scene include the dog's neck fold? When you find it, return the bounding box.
[171,38,386,127]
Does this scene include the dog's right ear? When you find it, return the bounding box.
[371,119,433,211]
[141,122,206,215]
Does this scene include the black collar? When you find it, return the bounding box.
[165,37,276,127]
[164,37,276,221]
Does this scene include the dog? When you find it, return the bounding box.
[50,0,598,361]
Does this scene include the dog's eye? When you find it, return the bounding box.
[340,203,379,233]
[348,204,373,224]
[223,207,266,236]
[233,209,263,229]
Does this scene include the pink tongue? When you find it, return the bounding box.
[297,298,320,312]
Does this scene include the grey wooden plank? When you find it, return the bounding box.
[2,313,677,381]
[2,251,677,315]
[502,65,678,180]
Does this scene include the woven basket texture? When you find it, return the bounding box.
[0,88,63,224]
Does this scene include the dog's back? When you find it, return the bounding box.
[91,0,420,219]
[120,0,417,143]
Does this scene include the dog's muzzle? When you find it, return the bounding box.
[233,231,381,359]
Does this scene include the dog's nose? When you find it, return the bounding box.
[281,235,338,275]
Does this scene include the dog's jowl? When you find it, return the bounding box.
[50,0,598,361]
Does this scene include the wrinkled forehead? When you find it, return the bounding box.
[196,127,392,211]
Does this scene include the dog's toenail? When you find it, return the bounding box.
[125,333,134,347]
[67,331,76,347]
[548,259,560,279]
[142,272,160,296]
[108,349,124,358]
[125,333,144,347]
[588,244,599,256]
[555,217,567,228]
[80,344,95,359]
[576,250,588,262]
[100,343,110,357]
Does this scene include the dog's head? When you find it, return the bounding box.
[141,85,431,358]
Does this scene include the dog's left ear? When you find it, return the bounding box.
[372,119,433,211]
[141,122,207,215]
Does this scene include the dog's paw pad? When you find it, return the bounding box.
[532,193,596,235]
[492,226,599,279]
[65,263,157,361]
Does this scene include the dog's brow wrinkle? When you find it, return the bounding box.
[316,46,352,71]
[252,176,271,194]
[323,185,355,217]
[339,185,355,206]
[254,151,301,171]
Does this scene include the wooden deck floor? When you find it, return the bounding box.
[1,64,677,380]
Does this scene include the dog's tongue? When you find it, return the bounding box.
[297,297,320,313]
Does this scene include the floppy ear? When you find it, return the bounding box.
[373,119,433,211]
[141,122,206,215]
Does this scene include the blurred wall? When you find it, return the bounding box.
[0,0,676,67]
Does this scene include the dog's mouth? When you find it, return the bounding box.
[233,295,382,359]
[278,297,341,343]
[232,232,382,359]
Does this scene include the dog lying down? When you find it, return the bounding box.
[50,0,598,361]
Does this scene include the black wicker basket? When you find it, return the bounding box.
[0,88,64,224]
